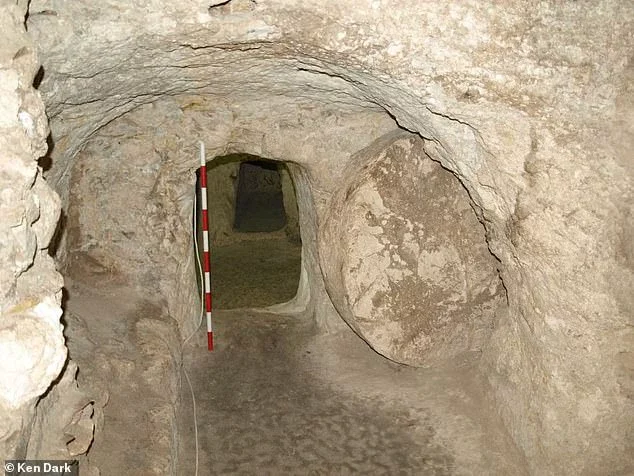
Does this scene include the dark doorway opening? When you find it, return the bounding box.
[234,160,287,232]
[196,153,301,310]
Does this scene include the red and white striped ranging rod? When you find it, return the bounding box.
[199,141,214,351]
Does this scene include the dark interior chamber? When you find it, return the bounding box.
[233,161,287,232]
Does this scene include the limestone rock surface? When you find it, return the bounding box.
[321,133,503,365]
[13,0,634,474]
[0,0,69,461]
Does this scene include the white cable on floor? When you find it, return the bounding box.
[182,183,205,476]
[182,365,199,476]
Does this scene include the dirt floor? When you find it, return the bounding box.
[178,236,528,475]
[210,237,301,309]
[178,308,529,475]
[62,236,528,475]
